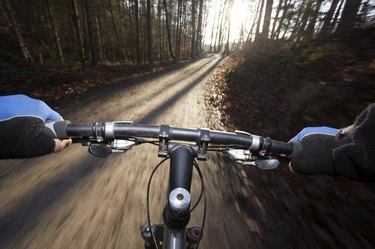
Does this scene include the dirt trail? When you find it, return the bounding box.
[0,54,261,248]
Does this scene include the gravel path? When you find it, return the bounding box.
[0,54,260,248]
[1,54,374,249]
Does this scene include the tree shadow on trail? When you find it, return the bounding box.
[136,56,224,124]
[0,54,224,248]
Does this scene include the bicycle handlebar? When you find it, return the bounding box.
[50,121,294,157]
[46,120,296,249]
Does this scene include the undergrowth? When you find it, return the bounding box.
[206,37,375,140]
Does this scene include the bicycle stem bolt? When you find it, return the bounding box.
[169,188,191,213]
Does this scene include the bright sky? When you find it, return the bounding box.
[204,0,254,45]
[205,0,375,45]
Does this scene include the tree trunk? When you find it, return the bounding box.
[191,0,197,57]
[135,0,141,64]
[331,0,344,33]
[95,0,105,62]
[294,0,313,41]
[213,0,222,52]
[209,0,219,51]
[224,0,234,55]
[147,0,153,63]
[30,0,48,63]
[125,0,135,63]
[216,0,227,52]
[357,0,370,28]
[182,1,188,59]
[117,0,128,61]
[1,0,33,62]
[45,0,64,63]
[317,0,338,40]
[163,0,176,61]
[290,0,307,40]
[275,0,291,39]
[271,0,284,39]
[84,0,99,66]
[280,0,295,39]
[246,0,262,42]
[255,0,265,40]
[261,0,273,39]
[141,0,146,63]
[108,0,126,61]
[157,0,162,62]
[196,0,204,55]
[175,0,182,60]
[70,0,85,65]
[304,0,323,40]
[335,0,361,37]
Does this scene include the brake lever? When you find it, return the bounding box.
[226,149,256,166]
[226,149,252,161]
[87,140,136,157]
[89,144,112,157]
[226,149,280,170]
[254,159,280,170]
[112,140,136,152]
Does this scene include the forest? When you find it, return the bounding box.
[1,0,208,66]
[1,2,375,248]
[1,0,373,66]
[0,0,374,115]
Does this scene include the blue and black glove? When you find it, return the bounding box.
[290,104,375,182]
[0,94,65,159]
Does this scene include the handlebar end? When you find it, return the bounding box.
[44,121,71,139]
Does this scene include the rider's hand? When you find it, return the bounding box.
[290,127,339,143]
[0,94,63,121]
[289,103,375,182]
[289,127,339,176]
[0,94,71,158]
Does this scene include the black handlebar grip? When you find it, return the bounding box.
[44,121,71,139]
[271,140,294,156]
[288,142,301,159]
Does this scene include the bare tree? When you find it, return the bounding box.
[95,0,105,62]
[293,0,313,41]
[271,0,285,39]
[223,0,234,55]
[196,0,204,55]
[255,0,265,39]
[191,0,197,57]
[147,0,153,63]
[304,0,323,40]
[108,0,126,61]
[335,0,362,37]
[84,0,99,66]
[45,0,64,63]
[70,0,85,65]
[246,0,263,42]
[1,0,33,62]
[330,0,344,32]
[175,0,182,60]
[261,0,274,39]
[280,0,295,39]
[290,0,307,40]
[318,0,340,40]
[163,0,176,61]
[134,0,141,64]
